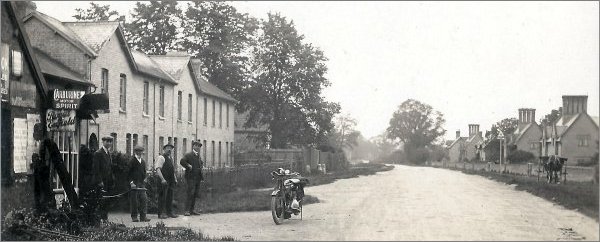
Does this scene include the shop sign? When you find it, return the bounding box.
[46,109,76,132]
[51,89,85,109]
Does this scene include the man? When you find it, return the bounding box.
[128,146,151,222]
[155,143,178,219]
[93,136,114,220]
[180,140,204,216]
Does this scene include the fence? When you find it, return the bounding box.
[431,161,596,182]
[235,147,348,174]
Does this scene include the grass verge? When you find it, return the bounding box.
[460,168,599,221]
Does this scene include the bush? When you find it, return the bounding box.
[507,150,535,164]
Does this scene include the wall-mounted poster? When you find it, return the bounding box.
[1,43,9,102]
[11,50,22,77]
[13,118,28,173]
[46,109,76,132]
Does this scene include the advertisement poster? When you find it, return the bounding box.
[51,89,85,109]
[46,109,76,132]
[1,43,9,102]
[12,118,28,173]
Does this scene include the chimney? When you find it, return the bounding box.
[518,108,525,124]
[456,130,460,139]
[563,95,588,115]
[518,108,536,123]
[530,109,536,123]
[468,124,479,137]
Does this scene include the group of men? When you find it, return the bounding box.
[92,136,204,222]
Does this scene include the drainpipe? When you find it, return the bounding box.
[152,81,156,169]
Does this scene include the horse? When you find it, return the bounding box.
[541,155,567,184]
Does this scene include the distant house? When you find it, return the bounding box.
[541,95,599,165]
[507,108,542,155]
[464,124,483,161]
[448,130,467,162]
[234,111,269,153]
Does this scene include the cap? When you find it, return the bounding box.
[133,146,145,152]
[163,143,174,149]
[101,136,113,141]
[192,140,202,146]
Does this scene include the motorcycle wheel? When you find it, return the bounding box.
[271,196,285,225]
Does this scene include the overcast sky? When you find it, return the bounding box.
[34,1,599,141]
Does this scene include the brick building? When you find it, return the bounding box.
[507,108,542,154]
[464,124,483,161]
[447,130,466,162]
[23,11,236,175]
[541,95,599,165]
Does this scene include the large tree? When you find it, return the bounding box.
[123,1,182,55]
[243,13,339,148]
[73,2,122,21]
[386,99,445,163]
[540,107,562,126]
[333,113,360,149]
[182,1,258,100]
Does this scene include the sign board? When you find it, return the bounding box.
[13,118,28,173]
[1,43,9,102]
[46,109,76,132]
[51,89,85,109]
[11,50,22,77]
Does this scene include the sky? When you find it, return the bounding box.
[34,1,599,141]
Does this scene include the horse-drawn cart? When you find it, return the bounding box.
[537,155,568,184]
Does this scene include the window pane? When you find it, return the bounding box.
[203,98,207,126]
[143,82,149,114]
[178,91,182,120]
[159,86,165,116]
[188,94,193,121]
[120,74,126,110]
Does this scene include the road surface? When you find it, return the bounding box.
[110,165,599,241]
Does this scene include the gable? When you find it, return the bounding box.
[561,113,599,138]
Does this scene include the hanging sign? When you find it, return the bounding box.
[51,89,85,109]
[1,43,9,102]
[46,109,76,131]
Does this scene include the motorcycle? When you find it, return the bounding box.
[270,168,309,225]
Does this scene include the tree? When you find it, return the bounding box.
[73,2,122,21]
[540,108,562,126]
[182,1,258,100]
[333,113,360,149]
[123,1,182,55]
[496,118,518,136]
[243,13,339,148]
[386,99,446,164]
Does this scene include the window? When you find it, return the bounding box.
[203,98,207,126]
[188,94,193,122]
[119,74,127,111]
[231,142,234,163]
[577,135,590,147]
[183,138,187,155]
[226,104,230,128]
[226,142,229,165]
[159,137,164,154]
[101,68,109,94]
[143,135,149,162]
[177,91,182,120]
[210,140,215,167]
[126,133,132,155]
[219,101,223,128]
[212,99,216,127]
[203,140,207,162]
[174,138,178,165]
[159,86,165,117]
[143,81,149,115]
[133,134,138,150]
[218,141,222,167]
[110,133,118,151]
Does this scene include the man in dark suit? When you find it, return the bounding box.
[128,146,151,222]
[93,136,114,220]
[180,140,204,216]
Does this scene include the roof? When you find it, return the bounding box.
[593,116,599,127]
[510,122,541,144]
[63,21,120,53]
[4,2,49,103]
[131,50,176,84]
[149,54,191,81]
[24,12,97,57]
[448,137,466,149]
[34,48,90,86]
[189,59,237,103]
[466,134,482,143]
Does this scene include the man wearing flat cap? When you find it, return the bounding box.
[180,140,204,216]
[93,136,115,220]
[128,146,150,222]
[155,143,178,219]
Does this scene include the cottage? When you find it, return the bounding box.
[447,130,467,162]
[541,95,599,165]
[508,108,542,154]
[464,124,483,161]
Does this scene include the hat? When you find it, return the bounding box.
[163,143,174,149]
[101,136,113,141]
[192,140,202,147]
[133,146,145,152]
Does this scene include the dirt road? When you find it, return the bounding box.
[110,165,599,240]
